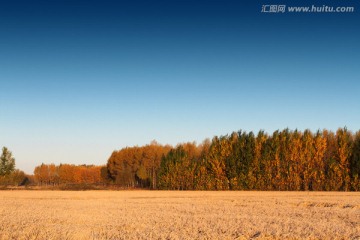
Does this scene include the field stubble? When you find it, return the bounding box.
[0,191,359,239]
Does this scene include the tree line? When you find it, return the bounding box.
[33,163,106,185]
[2,127,360,191]
[107,128,360,191]
[0,147,107,187]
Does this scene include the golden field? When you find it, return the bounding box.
[0,191,359,240]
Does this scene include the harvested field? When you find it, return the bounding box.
[0,191,359,239]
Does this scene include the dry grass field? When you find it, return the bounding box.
[0,191,359,240]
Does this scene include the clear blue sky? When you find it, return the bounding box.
[1,0,359,174]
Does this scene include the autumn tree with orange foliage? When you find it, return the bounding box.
[107,141,171,188]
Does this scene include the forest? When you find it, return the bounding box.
[106,128,360,191]
[1,128,360,191]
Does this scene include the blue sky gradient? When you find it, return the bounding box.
[1,0,359,173]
